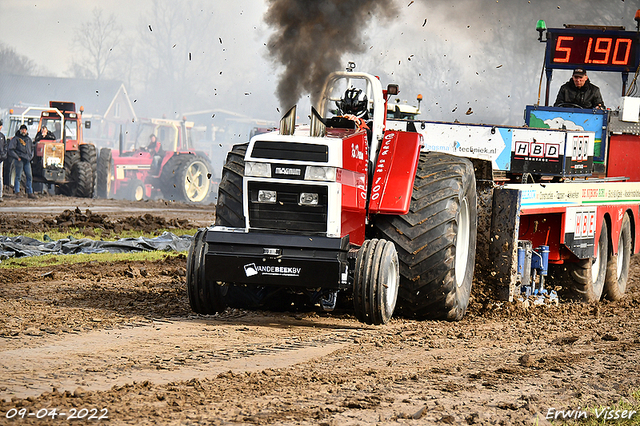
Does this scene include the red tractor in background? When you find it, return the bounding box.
[97,117,215,203]
[4,101,97,197]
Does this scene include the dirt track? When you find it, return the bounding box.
[1,196,640,425]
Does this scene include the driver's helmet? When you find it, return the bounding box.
[336,88,368,117]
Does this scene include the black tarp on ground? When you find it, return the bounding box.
[0,232,194,261]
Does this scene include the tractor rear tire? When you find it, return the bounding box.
[353,239,399,325]
[159,155,185,202]
[374,152,477,321]
[215,143,248,227]
[604,214,631,301]
[554,219,608,303]
[187,229,229,314]
[96,148,113,198]
[159,155,212,203]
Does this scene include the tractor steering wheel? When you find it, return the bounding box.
[556,102,585,109]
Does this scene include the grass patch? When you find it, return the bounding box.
[0,250,186,269]
[2,227,198,242]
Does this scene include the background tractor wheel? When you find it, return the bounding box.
[79,143,97,191]
[159,155,185,202]
[353,239,399,325]
[160,155,212,203]
[374,152,477,321]
[215,143,247,227]
[57,150,81,196]
[124,178,145,201]
[96,148,113,198]
[604,214,631,301]
[552,219,608,303]
[178,156,211,203]
[61,160,94,198]
[74,161,95,198]
[187,229,229,314]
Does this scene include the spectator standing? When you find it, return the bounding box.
[8,124,36,198]
[0,119,6,202]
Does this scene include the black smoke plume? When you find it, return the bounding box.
[265,0,398,111]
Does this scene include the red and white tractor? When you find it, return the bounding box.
[187,70,477,324]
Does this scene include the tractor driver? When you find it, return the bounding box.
[146,134,163,154]
[334,88,372,141]
[147,134,164,176]
[34,126,56,142]
[554,68,605,109]
[336,87,370,120]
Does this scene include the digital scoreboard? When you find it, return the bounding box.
[545,28,640,73]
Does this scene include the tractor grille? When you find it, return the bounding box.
[252,141,328,163]
[248,181,328,233]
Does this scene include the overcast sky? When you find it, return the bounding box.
[0,0,148,75]
[1,0,639,125]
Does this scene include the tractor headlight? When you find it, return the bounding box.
[304,166,336,182]
[257,190,277,203]
[299,192,319,206]
[245,161,271,178]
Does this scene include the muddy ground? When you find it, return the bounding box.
[1,195,639,425]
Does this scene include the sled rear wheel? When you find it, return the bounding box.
[553,219,608,303]
[604,214,631,301]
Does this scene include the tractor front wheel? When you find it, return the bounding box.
[353,239,399,325]
[125,178,145,202]
[187,229,229,314]
[62,160,94,198]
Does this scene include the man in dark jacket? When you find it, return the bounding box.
[554,68,605,109]
[8,124,36,198]
[0,119,6,202]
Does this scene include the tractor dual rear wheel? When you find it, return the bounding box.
[374,152,477,321]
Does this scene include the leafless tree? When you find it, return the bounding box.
[134,0,217,117]
[0,43,42,75]
[71,8,122,80]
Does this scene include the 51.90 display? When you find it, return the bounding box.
[547,29,639,72]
